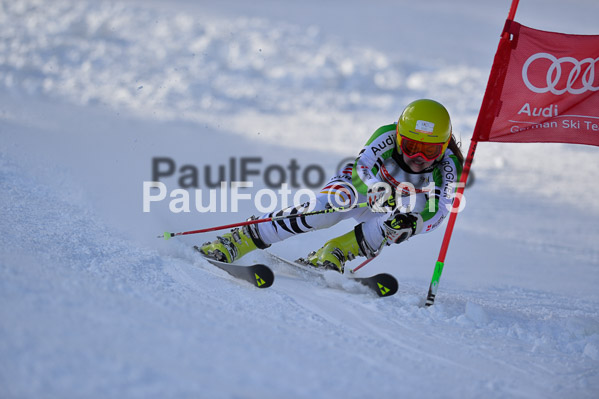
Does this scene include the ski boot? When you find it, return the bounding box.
[199,218,270,263]
[299,227,373,273]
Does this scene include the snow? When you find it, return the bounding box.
[1,0,598,398]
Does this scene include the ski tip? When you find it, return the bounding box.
[252,264,275,288]
[195,250,275,289]
[352,273,398,297]
[372,273,399,297]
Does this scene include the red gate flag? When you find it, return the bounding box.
[426,1,599,306]
[474,21,599,146]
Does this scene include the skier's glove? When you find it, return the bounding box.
[367,183,395,213]
[383,212,423,244]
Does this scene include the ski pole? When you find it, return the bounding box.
[158,202,368,240]
[349,257,375,274]
[349,238,387,274]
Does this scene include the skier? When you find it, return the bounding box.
[200,99,464,272]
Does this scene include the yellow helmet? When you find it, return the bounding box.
[396,99,452,161]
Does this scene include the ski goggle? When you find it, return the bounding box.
[399,135,445,161]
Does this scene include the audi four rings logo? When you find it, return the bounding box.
[522,52,599,95]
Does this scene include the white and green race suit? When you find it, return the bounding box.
[256,123,463,253]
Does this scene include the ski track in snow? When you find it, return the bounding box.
[1,0,599,398]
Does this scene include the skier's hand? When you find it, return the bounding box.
[383,212,423,244]
[367,183,394,213]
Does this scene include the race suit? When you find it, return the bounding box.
[256,123,463,253]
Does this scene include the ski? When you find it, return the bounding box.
[193,246,274,289]
[265,251,398,297]
[352,273,398,297]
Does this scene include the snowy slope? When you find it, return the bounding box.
[1,0,599,398]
